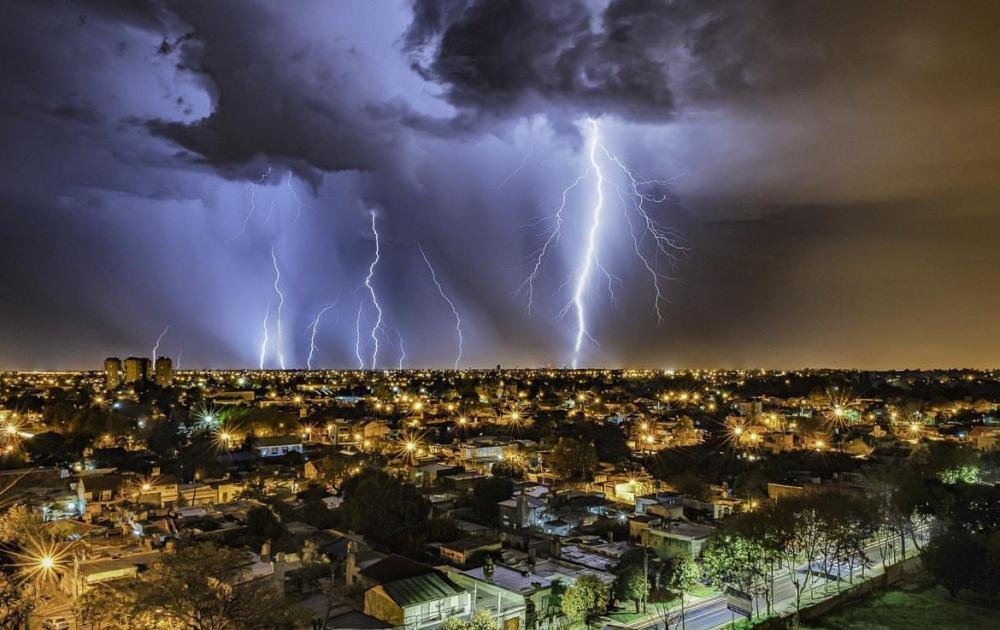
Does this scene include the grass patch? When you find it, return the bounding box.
[808,581,1000,630]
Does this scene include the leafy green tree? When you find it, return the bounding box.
[702,532,766,600]
[23,431,68,465]
[340,469,430,553]
[245,506,286,547]
[441,609,496,630]
[78,542,299,629]
[613,563,649,613]
[922,529,994,597]
[561,574,610,625]
[311,455,356,491]
[471,477,514,524]
[582,424,629,464]
[548,438,598,481]
[668,557,700,630]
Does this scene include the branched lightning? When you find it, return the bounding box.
[152,325,170,362]
[306,300,338,370]
[601,146,686,323]
[363,210,385,369]
[568,118,605,368]
[417,244,464,370]
[517,170,590,313]
[270,246,286,370]
[517,118,684,368]
[226,167,271,244]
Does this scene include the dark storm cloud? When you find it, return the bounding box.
[141,1,395,187]
[405,0,1000,128]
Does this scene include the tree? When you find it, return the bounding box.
[583,424,630,464]
[311,455,356,491]
[0,504,39,544]
[668,557,700,630]
[0,572,30,627]
[78,542,299,629]
[702,532,766,603]
[922,529,994,597]
[23,431,68,465]
[613,563,649,614]
[441,609,496,630]
[471,477,514,524]
[340,469,430,553]
[561,574,610,625]
[548,438,598,481]
[245,506,285,548]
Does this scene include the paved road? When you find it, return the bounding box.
[629,526,930,630]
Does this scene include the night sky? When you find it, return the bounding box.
[2,0,999,370]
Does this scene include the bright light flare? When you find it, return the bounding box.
[393,430,426,465]
[11,533,75,583]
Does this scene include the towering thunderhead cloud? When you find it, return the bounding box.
[404,0,835,127]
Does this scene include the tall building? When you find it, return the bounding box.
[155,356,173,387]
[104,357,122,390]
[124,357,150,384]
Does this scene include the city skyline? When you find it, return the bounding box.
[2,0,1000,370]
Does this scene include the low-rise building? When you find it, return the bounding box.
[364,572,471,629]
[256,435,304,458]
[641,521,716,559]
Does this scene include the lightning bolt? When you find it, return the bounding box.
[363,210,385,369]
[517,170,590,313]
[354,303,365,370]
[601,147,686,323]
[175,348,182,370]
[395,329,406,370]
[568,118,605,368]
[417,244,464,370]
[152,325,170,363]
[306,300,338,370]
[258,304,270,370]
[270,246,286,370]
[286,171,304,225]
[226,167,271,244]
[517,118,684,367]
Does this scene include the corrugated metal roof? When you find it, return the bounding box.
[382,573,464,607]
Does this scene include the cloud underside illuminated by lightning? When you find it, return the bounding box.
[519,118,685,368]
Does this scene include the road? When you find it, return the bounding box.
[628,526,930,630]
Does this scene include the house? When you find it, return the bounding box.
[448,562,562,630]
[641,521,716,559]
[256,435,304,458]
[439,537,502,567]
[364,572,471,629]
[498,492,547,530]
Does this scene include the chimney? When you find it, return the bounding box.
[345,539,358,586]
